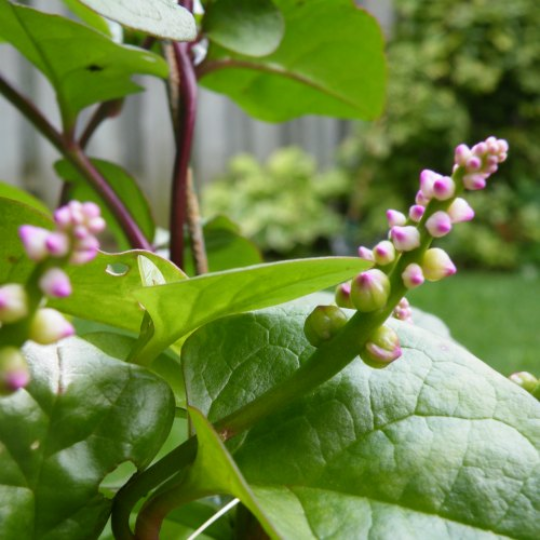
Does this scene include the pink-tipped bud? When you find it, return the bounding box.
[419,169,442,199]
[409,205,425,222]
[54,206,72,229]
[421,248,457,282]
[373,240,396,266]
[454,144,472,166]
[472,142,488,156]
[0,346,30,395]
[45,232,70,257]
[463,174,487,191]
[362,325,402,369]
[0,284,28,324]
[432,176,456,201]
[29,308,75,345]
[350,269,391,312]
[447,198,475,223]
[335,282,354,309]
[415,190,430,207]
[357,246,375,262]
[402,263,424,289]
[386,209,407,228]
[393,297,413,323]
[304,305,348,347]
[425,211,452,238]
[67,201,84,225]
[87,216,106,235]
[390,226,421,252]
[81,202,101,219]
[70,249,98,265]
[466,156,482,171]
[509,372,538,394]
[18,225,50,261]
[39,267,72,298]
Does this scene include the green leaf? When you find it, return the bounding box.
[48,250,186,334]
[0,182,50,217]
[133,257,371,363]
[79,0,196,41]
[199,0,386,122]
[183,301,540,539]
[0,0,168,125]
[0,196,52,284]
[0,337,175,540]
[203,0,284,57]
[54,159,155,249]
[184,216,263,275]
[62,0,114,37]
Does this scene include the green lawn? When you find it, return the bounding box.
[408,272,540,376]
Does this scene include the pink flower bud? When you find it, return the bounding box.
[393,297,413,323]
[415,190,430,206]
[419,169,442,198]
[350,269,391,312]
[425,211,452,238]
[362,326,402,368]
[81,202,101,219]
[390,226,421,251]
[45,232,70,257]
[463,174,487,191]
[54,206,72,229]
[29,308,75,345]
[335,282,354,309]
[432,176,455,201]
[18,225,50,261]
[447,198,474,223]
[87,216,106,235]
[373,240,396,266]
[409,205,425,222]
[386,209,407,228]
[357,246,374,262]
[402,263,424,289]
[454,144,472,166]
[0,347,30,395]
[421,248,457,281]
[466,156,482,171]
[497,139,509,154]
[472,142,488,156]
[39,267,72,298]
[68,201,84,225]
[70,249,98,265]
[0,284,28,323]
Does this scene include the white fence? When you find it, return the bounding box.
[0,0,392,224]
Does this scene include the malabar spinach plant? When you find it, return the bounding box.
[0,1,539,539]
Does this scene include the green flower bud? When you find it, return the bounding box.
[335,282,354,309]
[361,325,402,369]
[509,372,539,394]
[0,346,30,396]
[304,305,348,347]
[350,269,391,312]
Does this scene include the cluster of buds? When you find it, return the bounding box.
[305,137,508,369]
[0,201,105,396]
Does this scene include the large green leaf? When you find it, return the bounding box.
[0,337,175,540]
[199,0,386,121]
[0,182,50,216]
[61,0,113,37]
[79,0,196,41]
[203,0,284,57]
[49,251,186,334]
[133,257,370,362]
[183,302,540,539]
[0,0,168,125]
[0,196,52,284]
[55,159,155,249]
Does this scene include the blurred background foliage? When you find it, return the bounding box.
[205,0,540,271]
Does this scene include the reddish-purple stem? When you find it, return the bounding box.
[169,40,197,268]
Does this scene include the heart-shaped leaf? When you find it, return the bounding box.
[183,301,540,539]
[203,0,284,57]
[0,337,175,540]
[199,0,386,121]
[132,257,371,363]
[0,0,168,125]
[79,0,196,41]
[55,159,155,250]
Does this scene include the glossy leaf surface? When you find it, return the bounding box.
[133,257,370,361]
[203,0,284,57]
[183,302,540,539]
[0,182,50,216]
[199,0,386,121]
[79,0,196,41]
[0,338,175,539]
[0,0,168,124]
[55,159,155,249]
